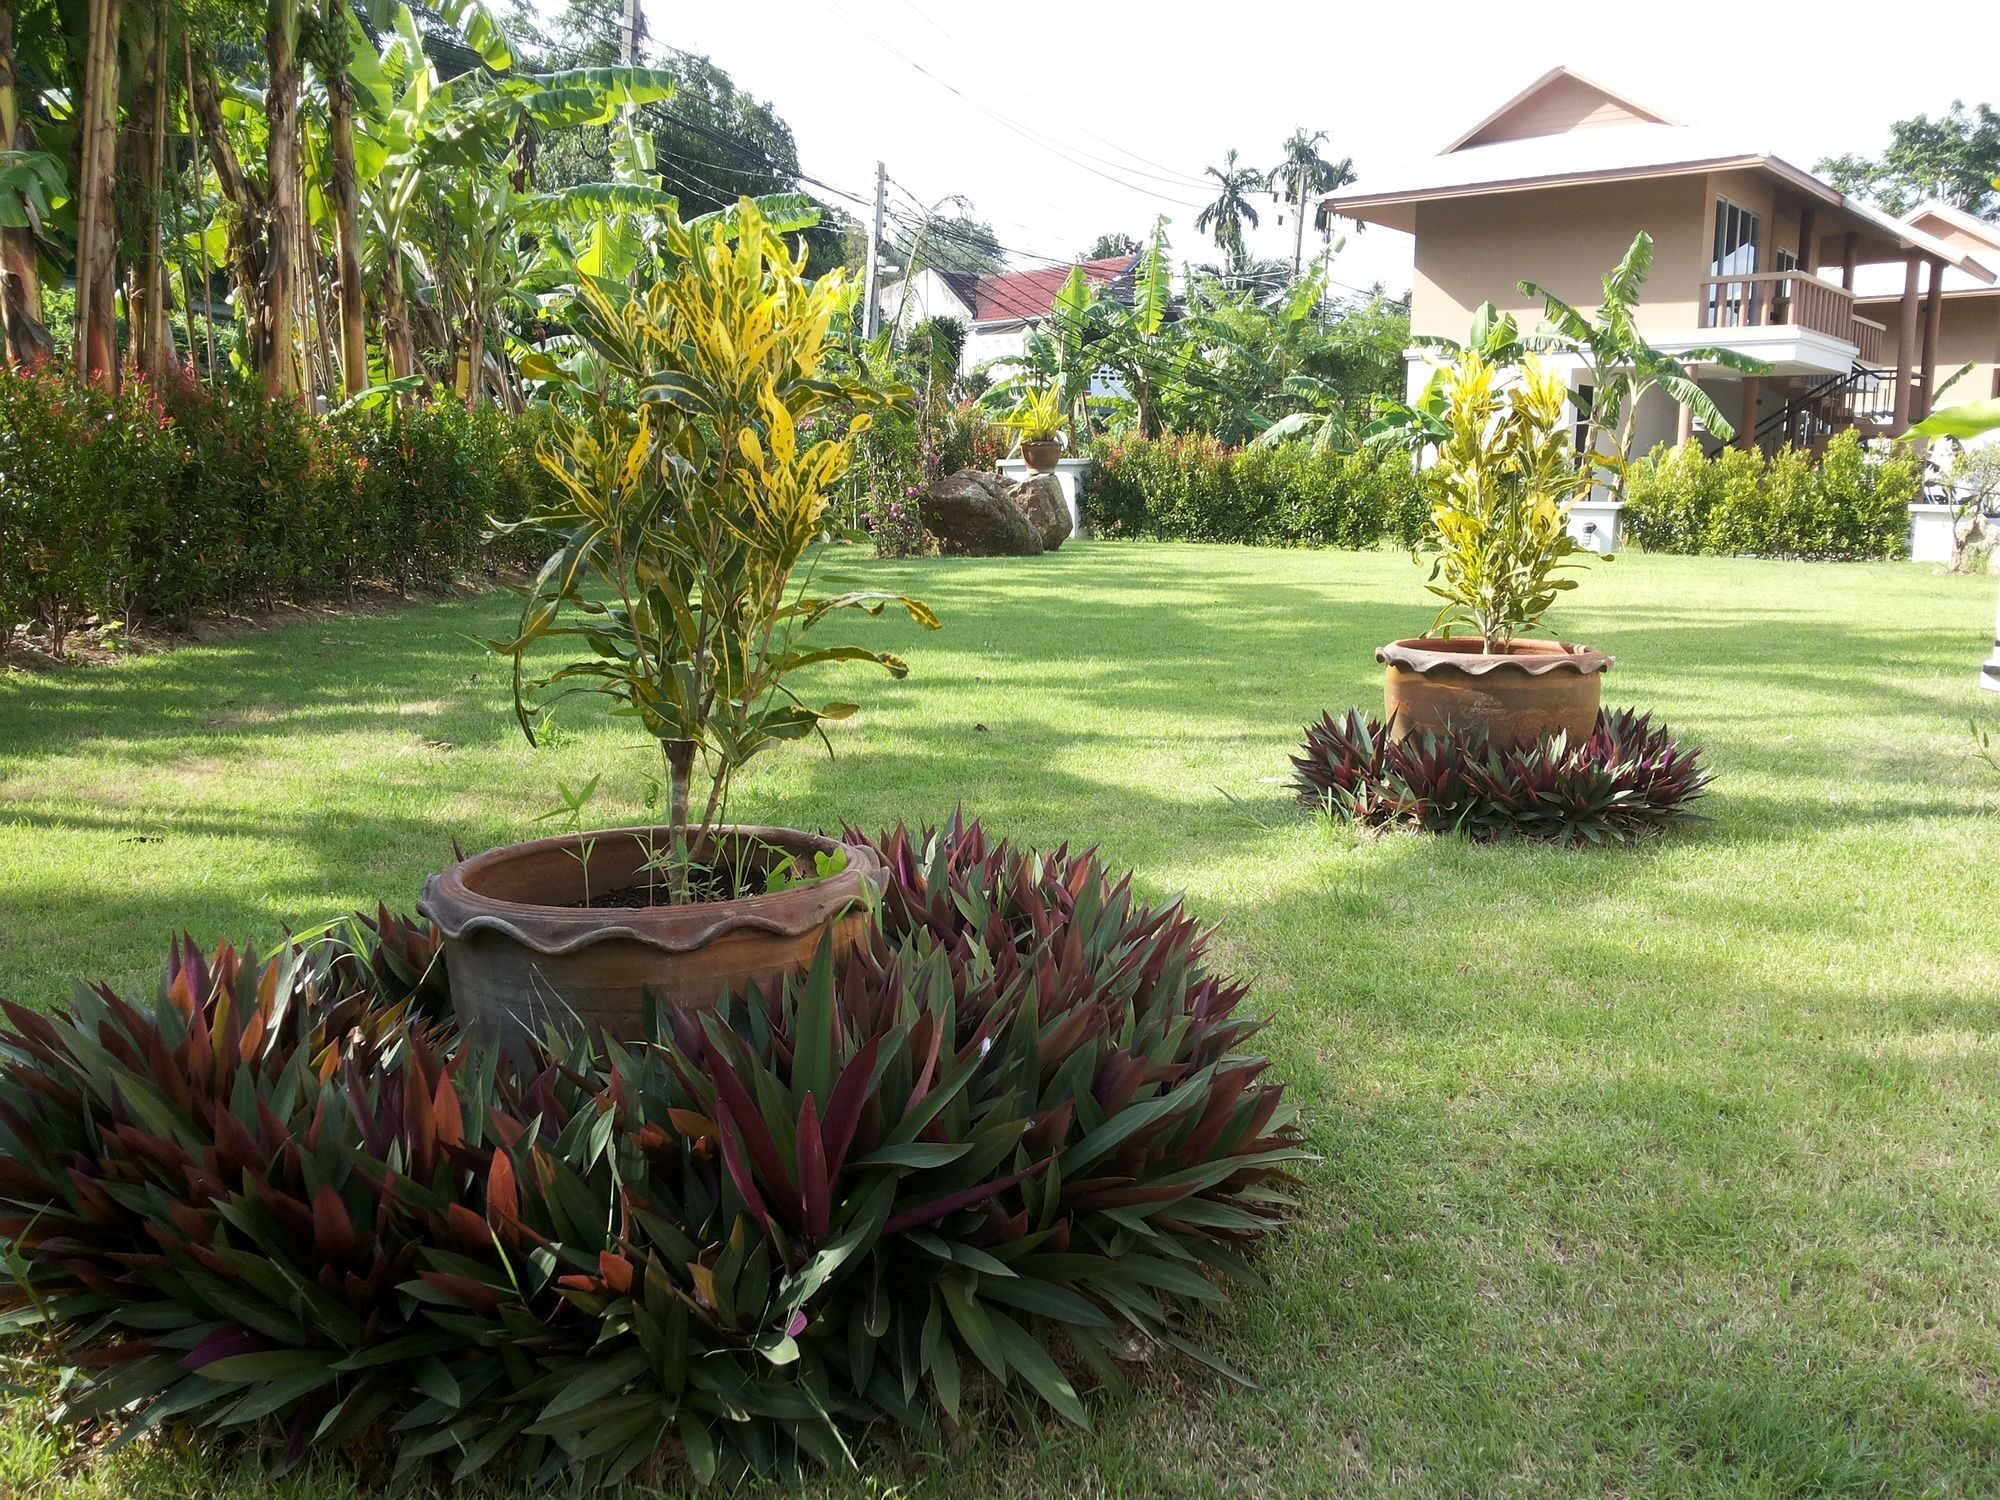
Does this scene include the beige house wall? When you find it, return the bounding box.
[1411,176,1711,343]
[1867,296,2000,409]
[1409,169,1853,350]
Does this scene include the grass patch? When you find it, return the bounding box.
[3,542,2000,1495]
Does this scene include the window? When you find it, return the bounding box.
[1573,384,1594,455]
[1771,247,1797,325]
[1710,198,1763,326]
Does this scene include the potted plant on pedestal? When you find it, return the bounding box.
[422,200,938,1049]
[1378,348,1611,749]
[1002,385,1066,471]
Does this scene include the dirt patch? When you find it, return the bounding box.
[1,568,529,673]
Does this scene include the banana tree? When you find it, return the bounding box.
[1363,301,1526,456]
[1521,230,1768,495]
[978,262,1097,446]
[341,3,675,398]
[0,0,59,366]
[1179,259,1336,443]
[1088,215,1182,438]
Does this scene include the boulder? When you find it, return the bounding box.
[1006,472,1070,552]
[921,469,1043,557]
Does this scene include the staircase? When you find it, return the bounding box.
[1735,364,1895,454]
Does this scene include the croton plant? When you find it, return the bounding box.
[0,820,1303,1486]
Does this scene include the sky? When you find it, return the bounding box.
[632,0,2000,298]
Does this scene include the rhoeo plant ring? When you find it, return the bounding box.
[421,825,883,1051]
[1292,706,1708,844]
[0,820,1304,1489]
[1378,637,1613,751]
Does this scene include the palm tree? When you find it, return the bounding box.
[1521,231,1768,493]
[1270,127,1354,276]
[1194,149,1264,259]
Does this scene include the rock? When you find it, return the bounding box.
[921,469,1043,557]
[1006,472,1070,551]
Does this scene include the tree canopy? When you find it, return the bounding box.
[1817,101,2000,219]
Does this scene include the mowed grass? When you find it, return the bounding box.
[3,542,2000,1497]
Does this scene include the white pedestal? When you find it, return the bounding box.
[1568,499,1622,555]
[1984,583,2000,693]
[999,457,1090,538]
[1909,503,1960,566]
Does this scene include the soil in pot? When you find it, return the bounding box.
[1378,637,1613,752]
[420,825,883,1052]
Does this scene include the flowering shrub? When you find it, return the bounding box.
[869,487,933,557]
[0,820,1302,1486]
[0,362,557,654]
[929,399,1008,476]
[1089,431,1430,549]
[858,400,1005,558]
[1622,431,1918,560]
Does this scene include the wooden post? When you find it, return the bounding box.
[1919,256,1944,420]
[1738,376,1761,450]
[1798,208,1817,273]
[1841,231,1858,291]
[1892,252,1921,432]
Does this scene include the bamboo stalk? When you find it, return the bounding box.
[73,0,123,387]
[183,31,217,382]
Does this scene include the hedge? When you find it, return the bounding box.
[1088,432,1430,549]
[1621,431,1919,560]
[0,363,556,653]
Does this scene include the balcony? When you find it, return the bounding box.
[1697,271,1879,367]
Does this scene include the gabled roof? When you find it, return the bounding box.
[934,270,984,311]
[1320,67,1994,282]
[1900,200,2000,257]
[1851,202,2000,302]
[962,255,1137,325]
[1442,66,1679,154]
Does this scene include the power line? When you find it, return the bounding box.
[803,0,1209,211]
[888,0,1223,193]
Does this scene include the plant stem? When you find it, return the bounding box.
[664,740,694,901]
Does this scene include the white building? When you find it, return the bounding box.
[878,254,1139,381]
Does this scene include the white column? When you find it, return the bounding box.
[1983,582,2000,693]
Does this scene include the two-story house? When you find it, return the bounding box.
[1322,67,1998,455]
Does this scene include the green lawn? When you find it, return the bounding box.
[4,542,2000,1496]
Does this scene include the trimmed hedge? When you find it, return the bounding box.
[1622,431,1918,560]
[0,363,555,652]
[0,819,1302,1487]
[1088,432,1430,549]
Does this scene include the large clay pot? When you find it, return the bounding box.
[420,825,882,1051]
[1378,638,1613,751]
[1020,439,1062,472]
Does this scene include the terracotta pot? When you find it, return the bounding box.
[419,825,882,1052]
[1377,638,1613,751]
[1020,439,1062,472]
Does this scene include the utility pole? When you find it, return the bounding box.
[618,0,642,64]
[1291,166,1311,280]
[861,159,886,338]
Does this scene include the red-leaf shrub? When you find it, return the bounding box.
[0,821,1303,1485]
[1291,708,1712,843]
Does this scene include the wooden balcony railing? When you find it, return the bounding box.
[1851,315,1885,366]
[1697,270,1870,351]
